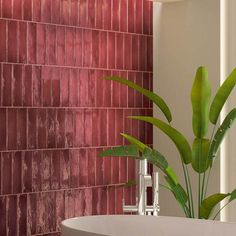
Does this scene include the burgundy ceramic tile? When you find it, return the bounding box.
[65,108,74,148]
[22,151,32,192]
[108,109,115,146]
[65,27,75,66]
[28,22,37,64]
[115,109,124,145]
[78,69,88,107]
[119,156,127,183]
[69,68,79,107]
[47,109,56,148]
[13,65,23,106]
[84,109,92,146]
[7,195,17,236]
[115,187,123,214]
[2,64,12,106]
[0,197,7,235]
[2,0,13,18]
[108,32,115,69]
[28,193,37,234]
[23,0,32,20]
[100,109,108,146]
[127,72,135,107]
[83,29,92,67]
[7,21,18,62]
[139,35,147,71]
[32,151,42,192]
[36,193,46,233]
[135,0,143,34]
[102,0,111,30]
[42,75,51,107]
[95,148,103,185]
[0,20,7,61]
[0,109,7,150]
[19,22,27,63]
[41,0,51,23]
[92,187,107,215]
[23,65,33,106]
[88,0,95,28]
[51,68,60,107]
[13,0,23,19]
[103,154,111,185]
[2,152,12,194]
[111,156,119,184]
[79,149,88,187]
[32,0,41,21]
[95,0,103,29]
[132,35,139,71]
[36,24,46,64]
[145,109,153,144]
[60,68,69,107]
[55,191,65,231]
[119,71,128,107]
[92,109,100,146]
[124,109,132,145]
[61,0,69,25]
[64,190,75,218]
[42,150,51,191]
[18,194,28,236]
[12,152,22,194]
[108,187,115,214]
[60,150,70,189]
[112,0,120,31]
[128,0,135,33]
[70,150,79,188]
[92,30,99,68]
[88,149,95,186]
[120,0,128,32]
[74,109,84,147]
[17,108,27,149]
[138,109,146,143]
[51,150,61,190]
[143,0,151,35]
[51,0,60,23]
[56,26,65,66]
[135,73,143,108]
[88,70,96,107]
[112,72,120,107]
[99,31,108,68]
[95,70,103,107]
[70,0,78,26]
[84,188,92,215]
[8,109,17,150]
[46,25,56,65]
[37,109,47,149]
[75,28,82,66]
[124,34,132,70]
[103,70,112,107]
[147,36,153,71]
[56,109,65,148]
[79,0,88,27]
[116,33,124,69]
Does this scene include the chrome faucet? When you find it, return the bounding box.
[123,159,160,216]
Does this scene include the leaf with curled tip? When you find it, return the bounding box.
[101,76,172,122]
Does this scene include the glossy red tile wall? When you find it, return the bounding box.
[0,0,153,235]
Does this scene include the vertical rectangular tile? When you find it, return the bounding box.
[143,0,151,35]
[78,69,88,107]
[132,35,139,71]
[120,0,127,32]
[2,152,12,194]
[2,64,12,106]
[69,68,79,107]
[88,70,95,107]
[115,109,123,145]
[92,109,100,146]
[70,150,79,188]
[23,65,33,106]
[32,0,41,21]
[13,65,23,106]
[56,109,65,148]
[22,151,32,192]
[56,26,65,66]
[23,0,32,20]
[60,150,70,189]
[42,150,51,191]
[108,187,115,214]
[95,70,103,107]
[119,71,128,107]
[55,191,65,231]
[116,33,124,69]
[102,70,112,107]
[7,195,17,236]
[99,31,107,68]
[0,109,7,150]
[115,187,123,214]
[75,28,82,66]
[2,0,13,18]
[83,29,92,67]
[17,108,27,149]
[19,22,27,63]
[0,20,7,61]
[36,24,46,64]
[41,0,51,22]
[61,0,69,25]
[139,35,147,71]
[12,152,22,194]
[147,36,153,72]
[8,21,18,62]
[28,22,37,64]
[51,0,60,23]
[60,68,69,107]
[46,25,56,65]
[18,194,28,236]
[112,0,120,31]
[136,0,143,34]
[79,0,87,27]
[108,32,115,69]
[0,197,7,235]
[32,66,42,107]
[128,0,135,33]
[88,0,95,28]
[32,151,42,192]
[70,0,78,26]
[65,27,75,66]
[74,109,84,147]
[104,153,111,185]
[100,109,107,146]
[95,148,103,185]
[65,108,74,148]
[51,150,60,190]
[47,109,56,148]
[95,0,103,29]
[13,0,23,19]
[102,0,111,30]
[88,149,95,186]
[108,109,115,146]
[124,34,132,70]
[51,68,60,107]
[37,109,47,149]
[8,109,17,150]
[92,30,99,68]
[84,109,92,146]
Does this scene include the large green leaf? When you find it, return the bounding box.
[229,189,236,202]
[200,193,230,219]
[121,133,148,152]
[191,67,211,138]
[210,68,236,124]
[208,108,236,165]
[191,138,210,173]
[143,148,179,185]
[129,116,192,164]
[164,176,189,216]
[101,76,172,122]
[99,145,140,158]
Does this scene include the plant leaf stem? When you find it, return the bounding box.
[213,201,230,220]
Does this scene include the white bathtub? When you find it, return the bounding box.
[61,215,236,236]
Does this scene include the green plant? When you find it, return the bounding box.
[99,66,236,219]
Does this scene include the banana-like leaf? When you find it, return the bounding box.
[208,108,236,165]
[210,68,236,124]
[99,145,140,158]
[102,76,172,122]
[229,189,236,202]
[143,148,179,185]
[200,193,230,219]
[121,133,148,152]
[129,116,192,164]
[191,67,211,138]
[191,138,210,173]
[165,176,189,216]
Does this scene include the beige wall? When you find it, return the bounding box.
[153,0,221,217]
